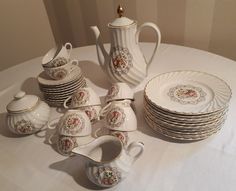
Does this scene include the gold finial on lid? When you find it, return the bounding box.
[117,5,124,17]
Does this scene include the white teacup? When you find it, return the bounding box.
[44,59,79,80]
[48,109,92,137]
[79,105,101,124]
[42,42,73,68]
[57,135,94,156]
[94,127,129,146]
[100,100,137,131]
[105,82,134,103]
[64,87,101,108]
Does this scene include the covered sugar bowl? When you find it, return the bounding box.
[6,91,50,135]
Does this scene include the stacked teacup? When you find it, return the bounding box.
[48,109,93,156]
[37,43,86,106]
[100,83,136,145]
[63,87,102,124]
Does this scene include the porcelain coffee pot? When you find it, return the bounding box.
[72,135,144,188]
[91,5,161,86]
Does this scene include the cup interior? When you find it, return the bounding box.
[42,47,59,65]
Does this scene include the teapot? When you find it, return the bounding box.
[91,5,161,86]
[72,135,144,188]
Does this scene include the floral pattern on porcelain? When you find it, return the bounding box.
[83,106,99,122]
[63,113,85,135]
[106,107,126,128]
[109,130,128,145]
[72,89,90,106]
[94,166,121,187]
[46,57,68,68]
[47,68,68,80]
[106,84,119,101]
[58,135,78,155]
[167,84,207,105]
[110,47,133,75]
[14,119,35,134]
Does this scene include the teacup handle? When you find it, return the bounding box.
[47,117,60,130]
[99,102,112,117]
[70,59,79,67]
[46,117,60,144]
[63,96,72,109]
[136,22,161,68]
[94,127,107,138]
[65,42,73,56]
[127,142,144,161]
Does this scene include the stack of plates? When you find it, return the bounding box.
[37,66,86,107]
[144,71,232,141]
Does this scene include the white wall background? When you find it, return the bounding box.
[1,0,236,71]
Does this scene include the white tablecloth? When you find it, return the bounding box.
[0,43,236,191]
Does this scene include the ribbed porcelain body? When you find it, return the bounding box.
[106,23,147,86]
[7,101,50,135]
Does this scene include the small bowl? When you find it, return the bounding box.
[64,87,101,108]
[44,60,79,80]
[48,109,92,137]
[42,42,72,67]
[105,82,134,103]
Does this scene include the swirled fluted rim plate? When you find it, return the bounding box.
[144,96,228,121]
[145,70,232,115]
[144,114,223,141]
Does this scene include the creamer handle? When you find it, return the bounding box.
[136,22,161,67]
[127,141,144,161]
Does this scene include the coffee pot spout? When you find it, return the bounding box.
[90,26,109,71]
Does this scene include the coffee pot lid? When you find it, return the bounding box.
[6,91,39,114]
[109,5,134,27]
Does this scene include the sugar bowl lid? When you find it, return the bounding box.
[108,5,134,27]
[6,91,39,114]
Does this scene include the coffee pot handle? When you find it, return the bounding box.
[127,141,144,161]
[136,22,161,67]
[63,96,72,109]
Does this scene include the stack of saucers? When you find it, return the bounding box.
[144,70,232,141]
[37,66,86,107]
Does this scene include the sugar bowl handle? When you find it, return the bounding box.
[127,141,144,161]
[136,22,161,67]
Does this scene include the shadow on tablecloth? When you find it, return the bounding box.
[21,77,43,99]
[49,155,107,190]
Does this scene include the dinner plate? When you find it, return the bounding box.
[144,115,223,141]
[144,108,226,131]
[145,70,232,115]
[145,113,225,134]
[144,94,227,118]
[144,101,228,124]
[144,106,226,127]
